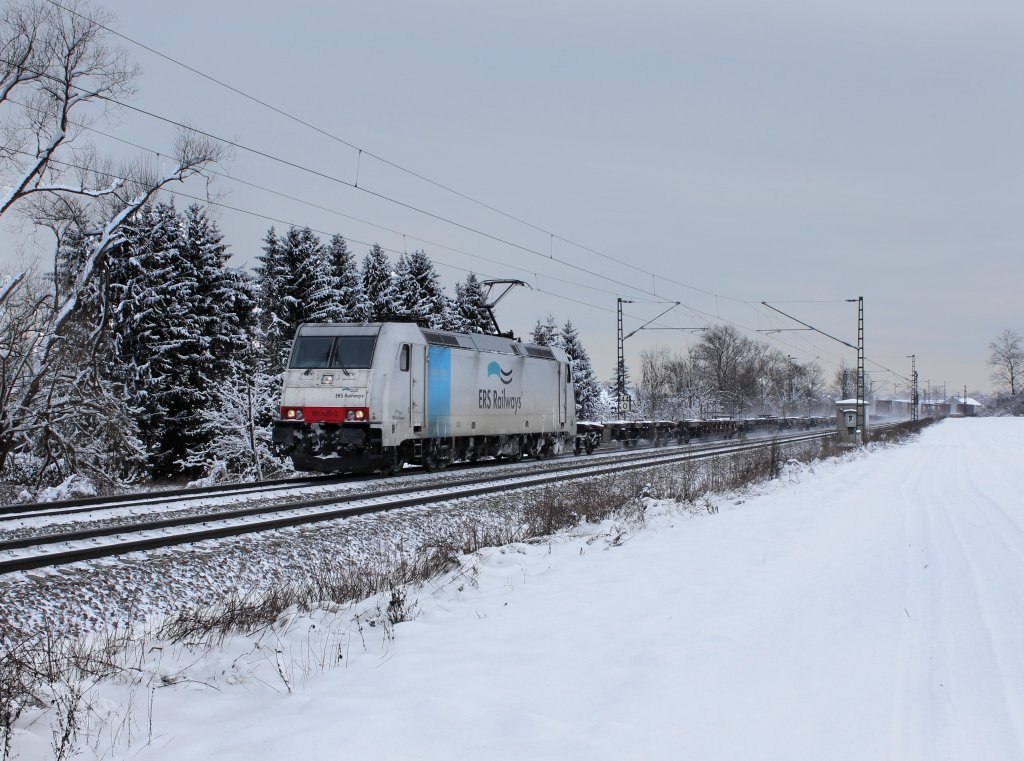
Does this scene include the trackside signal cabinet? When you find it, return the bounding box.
[835,400,867,446]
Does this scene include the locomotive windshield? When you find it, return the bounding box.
[289,335,377,370]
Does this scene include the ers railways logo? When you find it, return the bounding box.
[487,361,513,385]
[479,361,522,413]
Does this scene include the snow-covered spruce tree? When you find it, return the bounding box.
[279,226,336,325]
[179,204,254,367]
[327,233,362,322]
[453,272,495,333]
[108,203,254,479]
[177,342,287,482]
[531,314,561,347]
[358,244,398,322]
[253,227,289,372]
[171,215,288,483]
[392,250,455,329]
[254,226,336,374]
[107,202,190,478]
[560,320,604,420]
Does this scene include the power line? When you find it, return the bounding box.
[41,0,762,307]
[8,147,660,327]
[0,59,667,303]
[6,97,661,309]
[1,52,864,370]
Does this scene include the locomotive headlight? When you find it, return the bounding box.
[283,407,304,420]
[344,407,368,421]
[321,374,334,385]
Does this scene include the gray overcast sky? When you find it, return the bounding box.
[4,0,1022,395]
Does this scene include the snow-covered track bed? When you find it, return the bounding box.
[0,431,833,575]
[0,427,809,533]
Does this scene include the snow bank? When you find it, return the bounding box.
[11,419,1024,760]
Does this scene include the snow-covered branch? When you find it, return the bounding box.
[0,0,138,220]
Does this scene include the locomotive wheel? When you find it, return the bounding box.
[585,439,595,455]
[507,438,523,463]
[384,454,405,476]
[423,440,447,472]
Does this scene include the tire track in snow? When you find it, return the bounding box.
[938,430,1024,756]
[895,421,1024,760]
[894,436,950,761]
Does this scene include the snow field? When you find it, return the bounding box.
[9,418,1024,760]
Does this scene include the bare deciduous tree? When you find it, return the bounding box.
[831,359,854,400]
[635,332,828,420]
[988,329,1023,397]
[1,0,137,216]
[0,0,225,478]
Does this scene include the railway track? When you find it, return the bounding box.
[0,472,352,519]
[0,426,803,526]
[0,430,834,575]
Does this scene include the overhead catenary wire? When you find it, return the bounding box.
[9,148,659,327]
[40,0,764,307]
[16,139,853,381]
[1,44,863,373]
[5,98,661,311]
[0,66,669,306]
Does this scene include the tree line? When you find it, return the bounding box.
[628,325,828,420]
[0,0,612,493]
[5,196,607,487]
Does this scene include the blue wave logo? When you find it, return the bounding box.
[487,361,513,385]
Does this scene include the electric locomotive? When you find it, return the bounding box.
[272,322,577,474]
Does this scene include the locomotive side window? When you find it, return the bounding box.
[290,336,334,368]
[400,344,410,372]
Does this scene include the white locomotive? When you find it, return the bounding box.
[272,322,577,473]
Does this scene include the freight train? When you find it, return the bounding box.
[272,321,832,475]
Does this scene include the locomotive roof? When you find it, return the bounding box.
[296,322,566,360]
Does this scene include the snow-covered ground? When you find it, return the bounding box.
[12,418,1024,760]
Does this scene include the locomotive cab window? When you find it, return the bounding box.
[290,336,334,369]
[400,344,410,372]
[332,335,376,369]
[290,335,378,369]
